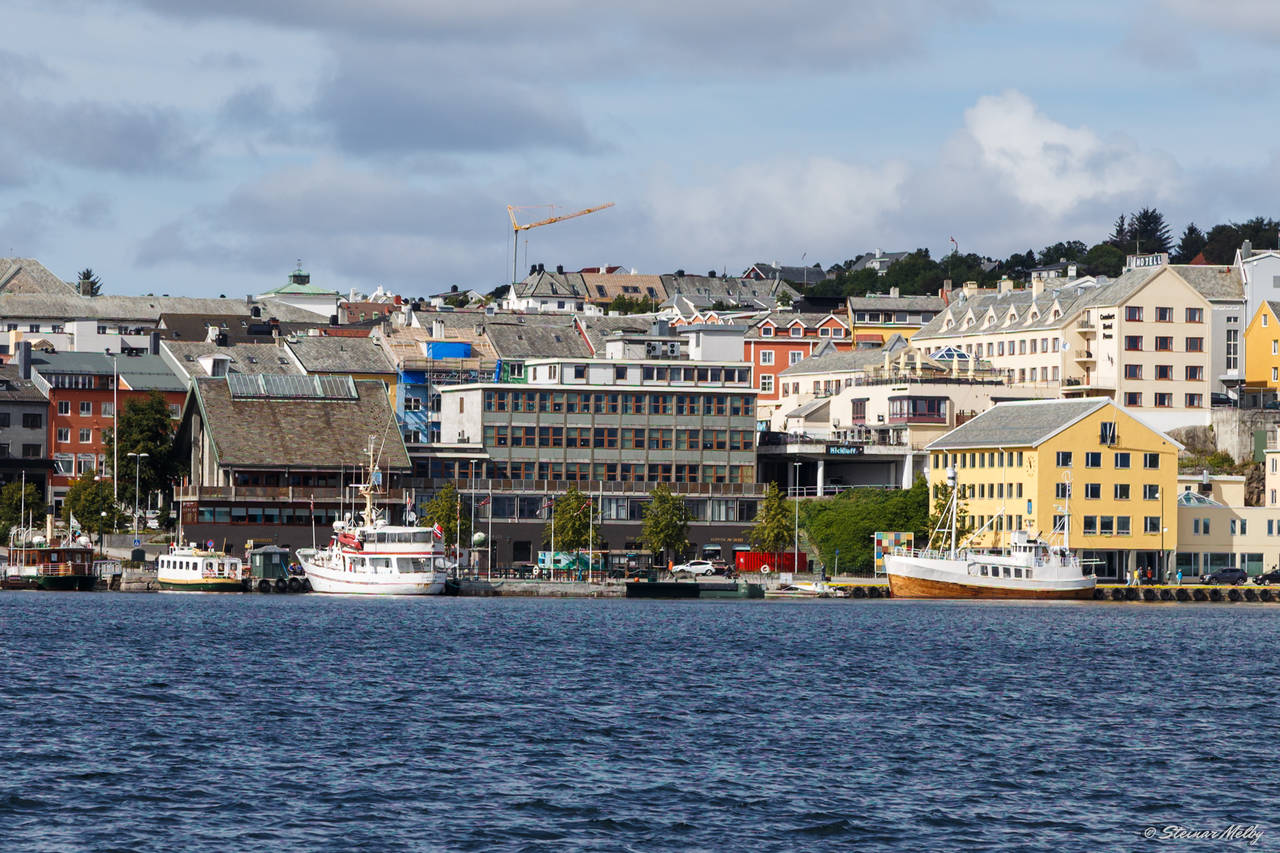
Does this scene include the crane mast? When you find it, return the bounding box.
[506,202,615,284]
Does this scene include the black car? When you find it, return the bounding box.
[1255,570,1280,585]
[1203,567,1249,585]
[1210,392,1234,407]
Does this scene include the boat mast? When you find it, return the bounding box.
[1062,472,1071,552]
[947,465,957,557]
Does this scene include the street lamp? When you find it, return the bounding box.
[127,451,149,541]
[106,351,118,506]
[99,511,107,557]
[792,461,801,575]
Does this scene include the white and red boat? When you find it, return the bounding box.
[296,444,449,596]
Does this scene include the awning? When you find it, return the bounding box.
[855,333,883,344]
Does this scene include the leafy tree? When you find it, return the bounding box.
[1202,224,1244,264]
[1083,243,1125,278]
[420,482,470,554]
[775,290,794,309]
[641,483,690,566]
[1172,223,1207,263]
[77,268,102,296]
[541,485,600,552]
[0,480,43,543]
[62,472,122,538]
[749,481,794,553]
[800,478,929,573]
[605,294,655,314]
[443,293,468,309]
[1036,240,1087,266]
[103,391,179,516]
[1235,216,1280,251]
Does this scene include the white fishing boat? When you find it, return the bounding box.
[296,441,449,596]
[884,467,1095,600]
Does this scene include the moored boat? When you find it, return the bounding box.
[297,440,448,595]
[884,466,1095,600]
[157,545,244,592]
[3,525,96,591]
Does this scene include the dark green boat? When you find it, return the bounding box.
[3,539,97,591]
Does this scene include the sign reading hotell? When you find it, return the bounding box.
[1125,252,1168,270]
[827,445,864,456]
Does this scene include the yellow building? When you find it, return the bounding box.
[927,398,1180,581]
[1244,299,1280,394]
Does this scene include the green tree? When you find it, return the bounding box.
[928,478,968,542]
[1083,243,1125,278]
[1036,240,1087,266]
[62,472,122,539]
[605,294,654,315]
[1172,223,1207,263]
[1202,223,1243,264]
[800,478,929,573]
[749,481,794,553]
[1127,207,1172,254]
[0,480,43,542]
[541,485,601,552]
[1235,216,1280,251]
[641,483,690,566]
[103,390,179,515]
[77,268,102,296]
[420,482,470,554]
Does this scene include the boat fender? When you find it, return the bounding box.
[760,565,771,574]
[287,577,302,593]
[274,577,288,593]
[259,579,272,593]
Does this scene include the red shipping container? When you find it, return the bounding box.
[735,551,807,573]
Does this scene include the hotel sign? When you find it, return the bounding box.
[827,445,864,456]
[1126,253,1168,270]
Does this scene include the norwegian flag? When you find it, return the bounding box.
[429,523,444,539]
[478,496,491,507]
[542,498,555,510]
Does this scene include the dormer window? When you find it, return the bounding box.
[790,327,802,337]
[761,326,774,337]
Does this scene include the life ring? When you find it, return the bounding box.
[760,565,771,574]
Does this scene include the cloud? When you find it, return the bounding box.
[1157,0,1280,42]
[960,91,1178,216]
[0,201,56,255]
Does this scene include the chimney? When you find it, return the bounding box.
[149,331,160,355]
[17,341,31,380]
[998,277,1013,295]
[1031,278,1045,298]
[556,264,564,275]
[962,281,979,297]
[889,286,900,298]
[1242,240,1253,260]
[1067,262,1077,279]
[875,248,883,258]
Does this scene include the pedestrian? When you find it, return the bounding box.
[1176,568,1182,586]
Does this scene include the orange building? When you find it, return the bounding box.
[30,351,186,507]
[743,312,854,415]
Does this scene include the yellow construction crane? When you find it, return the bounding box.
[507,202,615,284]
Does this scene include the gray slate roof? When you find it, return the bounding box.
[850,251,909,272]
[189,377,409,470]
[485,320,591,359]
[0,259,77,296]
[30,352,185,392]
[578,314,662,352]
[164,341,303,377]
[663,275,799,311]
[0,364,49,403]
[847,293,946,312]
[926,398,1109,449]
[1166,264,1244,301]
[284,336,395,375]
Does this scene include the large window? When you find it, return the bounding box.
[1056,451,1072,467]
[759,350,774,365]
[759,375,774,393]
[1124,336,1142,351]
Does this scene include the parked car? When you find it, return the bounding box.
[1210,392,1234,407]
[1203,567,1249,585]
[1254,570,1280,585]
[672,559,716,576]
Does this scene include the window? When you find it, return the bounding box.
[760,326,774,337]
[1143,484,1160,500]
[1154,393,1172,408]
[169,404,180,419]
[1154,336,1173,351]
[1186,307,1203,323]
[1124,336,1142,351]
[1124,364,1142,380]
[56,428,70,443]
[79,428,91,443]
[56,400,71,416]
[1099,422,1117,445]
[790,326,802,337]
[1100,516,1114,535]
[1083,515,1098,535]
[1115,484,1130,500]
[1123,392,1142,407]
[1145,516,1160,534]
[1085,452,1101,468]
[21,444,39,459]
[789,351,803,365]
[1116,516,1131,536]
[102,402,113,417]
[1143,453,1159,469]
[759,375,774,393]
[1056,451,1072,467]
[1185,365,1203,381]
[1186,337,1204,352]
[1055,482,1071,499]
[1126,306,1142,321]
[79,401,92,416]
[1114,452,1131,469]
[21,413,41,429]
[1156,307,1172,322]
[1155,365,1172,380]
[1084,483,1101,499]
[759,350,774,365]
[1186,394,1202,408]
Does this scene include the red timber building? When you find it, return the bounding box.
[28,346,186,508]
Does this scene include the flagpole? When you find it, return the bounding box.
[487,489,493,582]
[469,476,475,578]
[588,492,593,584]
[551,496,555,582]
[310,493,315,551]
[455,491,461,578]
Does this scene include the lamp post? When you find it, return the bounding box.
[99,511,107,557]
[127,451,149,541]
[107,352,118,506]
[792,461,801,574]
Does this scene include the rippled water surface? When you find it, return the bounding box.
[3,593,1280,851]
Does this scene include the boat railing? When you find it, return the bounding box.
[889,546,968,561]
[38,562,77,577]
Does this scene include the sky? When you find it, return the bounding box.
[3,0,1280,299]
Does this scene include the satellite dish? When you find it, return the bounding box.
[1061,340,1070,352]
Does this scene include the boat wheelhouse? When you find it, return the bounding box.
[157,546,244,592]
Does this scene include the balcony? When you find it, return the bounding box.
[174,485,412,504]
[1073,351,1095,363]
[438,478,767,497]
